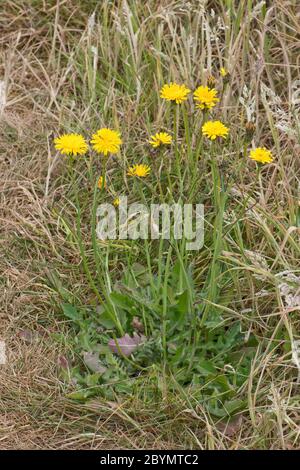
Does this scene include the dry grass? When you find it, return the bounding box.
[0,0,300,449]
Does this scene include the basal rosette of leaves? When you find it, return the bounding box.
[60,261,257,417]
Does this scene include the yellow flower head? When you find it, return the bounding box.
[160,83,191,104]
[193,86,219,110]
[97,176,107,189]
[220,67,228,77]
[202,120,229,140]
[127,164,151,178]
[113,197,120,207]
[54,133,88,156]
[249,147,273,164]
[149,132,172,148]
[91,128,122,156]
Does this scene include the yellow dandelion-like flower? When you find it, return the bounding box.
[149,132,172,148]
[127,164,151,177]
[91,128,122,156]
[54,133,88,156]
[113,197,120,207]
[193,86,219,110]
[160,83,191,104]
[97,176,107,189]
[220,67,228,77]
[249,147,273,164]
[202,120,229,140]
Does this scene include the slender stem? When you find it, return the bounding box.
[68,161,104,306]
[173,104,183,193]
[162,245,173,364]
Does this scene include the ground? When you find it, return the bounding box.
[0,0,300,450]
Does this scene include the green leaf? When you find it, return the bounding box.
[196,359,218,376]
[213,374,233,392]
[168,290,191,329]
[62,303,82,321]
[206,398,245,418]
[66,390,91,401]
[131,262,148,276]
[224,398,245,415]
[110,292,135,311]
[96,305,116,329]
[176,290,190,315]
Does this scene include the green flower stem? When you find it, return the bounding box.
[200,143,227,327]
[173,104,183,194]
[182,105,191,165]
[68,159,104,306]
[162,244,173,364]
[91,167,125,335]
